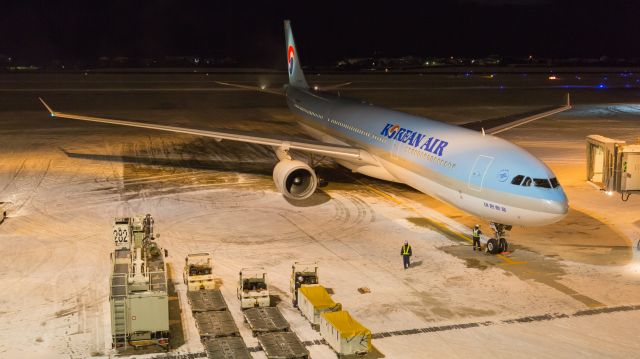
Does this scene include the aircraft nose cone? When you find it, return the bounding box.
[544,187,569,217]
[527,190,569,226]
[547,187,569,215]
[546,199,569,215]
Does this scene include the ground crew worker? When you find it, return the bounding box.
[401,240,412,269]
[472,224,482,251]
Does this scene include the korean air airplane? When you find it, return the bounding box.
[39,20,571,253]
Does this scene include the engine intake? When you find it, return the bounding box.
[273,159,317,200]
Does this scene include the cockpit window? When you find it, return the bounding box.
[511,175,524,185]
[512,175,559,189]
[533,178,552,188]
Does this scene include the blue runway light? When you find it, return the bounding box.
[556,85,591,89]
[597,84,606,89]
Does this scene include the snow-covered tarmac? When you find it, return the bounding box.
[0,72,638,358]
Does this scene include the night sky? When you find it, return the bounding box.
[1,0,639,67]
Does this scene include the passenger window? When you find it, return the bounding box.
[533,178,552,188]
[511,175,524,185]
[522,177,532,186]
[549,177,560,188]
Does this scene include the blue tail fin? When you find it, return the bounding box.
[284,20,309,89]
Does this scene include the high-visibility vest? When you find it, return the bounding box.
[473,229,480,239]
[402,245,411,255]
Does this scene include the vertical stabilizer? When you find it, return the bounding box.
[284,20,309,89]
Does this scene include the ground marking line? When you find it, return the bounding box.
[497,260,529,266]
[369,303,640,340]
[152,304,640,358]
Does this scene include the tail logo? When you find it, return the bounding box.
[287,45,295,75]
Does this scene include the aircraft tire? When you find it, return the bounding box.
[486,239,498,254]
[499,238,508,252]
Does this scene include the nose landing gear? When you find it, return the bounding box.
[486,223,512,254]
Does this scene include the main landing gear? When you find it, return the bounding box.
[486,223,512,254]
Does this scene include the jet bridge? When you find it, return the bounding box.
[586,135,640,200]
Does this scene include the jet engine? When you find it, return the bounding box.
[272,159,317,200]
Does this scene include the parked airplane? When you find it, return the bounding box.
[39,20,571,253]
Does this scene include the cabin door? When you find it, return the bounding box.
[468,155,494,191]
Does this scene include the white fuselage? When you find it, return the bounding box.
[286,86,568,227]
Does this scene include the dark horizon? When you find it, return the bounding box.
[2,0,639,68]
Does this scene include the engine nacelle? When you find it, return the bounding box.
[272,159,318,200]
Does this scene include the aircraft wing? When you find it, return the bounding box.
[38,98,378,165]
[460,94,571,135]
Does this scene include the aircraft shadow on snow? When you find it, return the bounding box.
[57,140,406,207]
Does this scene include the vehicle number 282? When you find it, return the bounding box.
[114,228,128,244]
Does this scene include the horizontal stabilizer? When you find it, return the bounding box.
[313,82,353,91]
[214,81,284,96]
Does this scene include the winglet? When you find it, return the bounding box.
[566,93,571,108]
[38,97,55,116]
